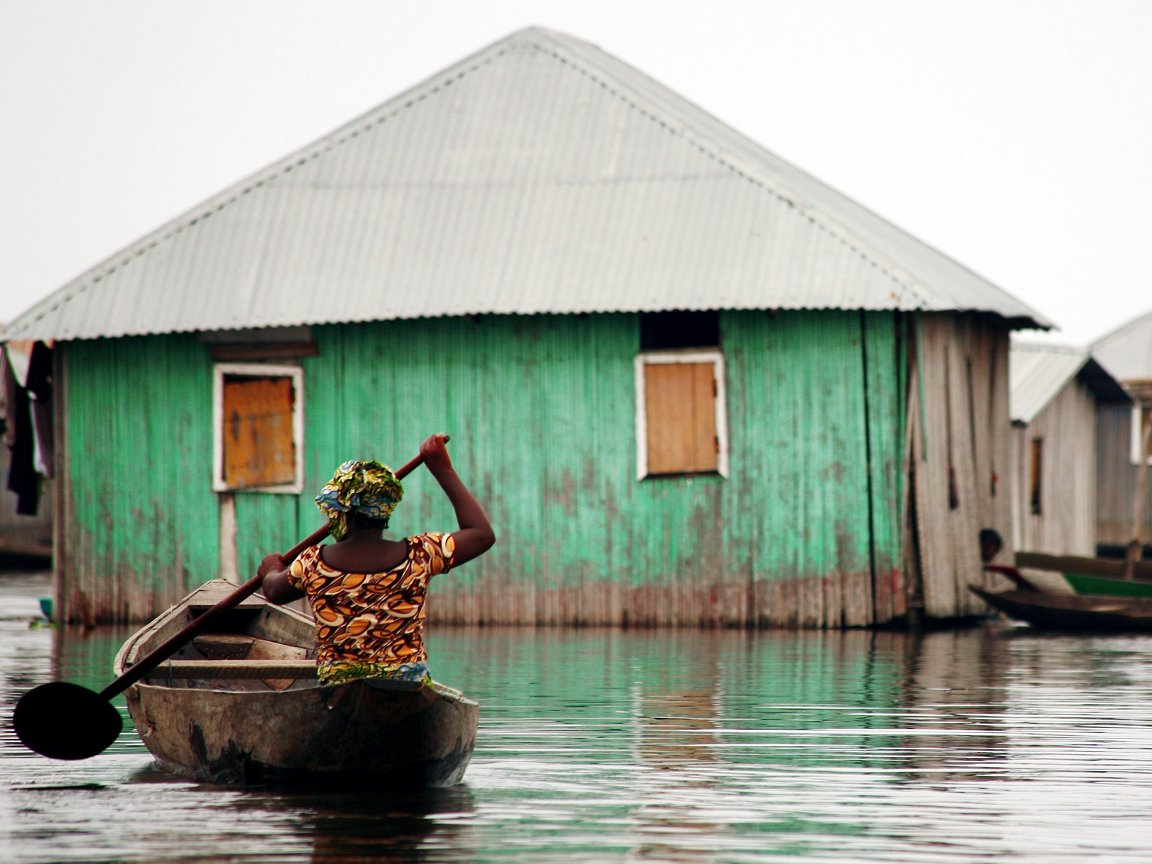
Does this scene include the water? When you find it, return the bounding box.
[4,571,1152,862]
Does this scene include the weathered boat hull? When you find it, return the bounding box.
[969,585,1152,633]
[114,580,478,786]
[125,677,477,785]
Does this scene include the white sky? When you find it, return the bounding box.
[2,1,1149,346]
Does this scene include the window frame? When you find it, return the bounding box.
[634,349,729,480]
[212,362,305,494]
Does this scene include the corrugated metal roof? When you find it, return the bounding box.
[1010,341,1129,424]
[1091,308,1152,383]
[4,26,1053,343]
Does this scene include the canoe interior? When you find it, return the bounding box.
[1015,551,1152,581]
[115,581,320,693]
[1060,572,1152,598]
[1009,552,1152,599]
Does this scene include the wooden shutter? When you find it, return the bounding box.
[644,361,718,475]
[221,375,296,489]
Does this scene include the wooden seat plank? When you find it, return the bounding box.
[144,660,317,679]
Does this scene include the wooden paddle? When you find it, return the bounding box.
[983,563,1040,592]
[13,445,436,760]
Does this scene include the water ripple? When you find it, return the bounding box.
[4,578,1152,861]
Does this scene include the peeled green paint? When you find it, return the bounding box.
[728,312,905,618]
[62,310,906,624]
[64,335,219,621]
[352,309,907,622]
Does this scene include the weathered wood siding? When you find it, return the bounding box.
[906,314,1012,619]
[1096,404,1152,546]
[1009,379,1098,555]
[59,335,219,623]
[58,309,1018,628]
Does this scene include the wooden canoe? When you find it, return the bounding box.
[969,584,1152,633]
[1009,552,1152,598]
[113,580,478,786]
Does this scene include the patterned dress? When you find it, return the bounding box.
[287,532,455,684]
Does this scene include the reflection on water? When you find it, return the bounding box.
[4,570,1152,862]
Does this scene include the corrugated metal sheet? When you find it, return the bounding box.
[1010,341,1129,424]
[1092,309,1152,383]
[1010,343,1092,424]
[4,27,1050,344]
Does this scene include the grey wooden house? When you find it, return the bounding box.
[1092,310,1152,552]
[1007,341,1129,555]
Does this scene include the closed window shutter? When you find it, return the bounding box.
[221,375,296,489]
[644,362,718,475]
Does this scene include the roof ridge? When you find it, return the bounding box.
[1091,305,1152,349]
[1011,341,1085,355]
[530,31,932,308]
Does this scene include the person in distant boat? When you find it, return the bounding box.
[259,433,495,685]
[979,528,1004,564]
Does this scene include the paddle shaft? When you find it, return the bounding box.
[983,563,1039,593]
[101,449,431,700]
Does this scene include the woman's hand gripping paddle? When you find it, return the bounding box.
[12,444,438,760]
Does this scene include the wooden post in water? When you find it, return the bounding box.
[1124,382,1152,580]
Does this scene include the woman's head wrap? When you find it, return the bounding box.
[315,460,404,540]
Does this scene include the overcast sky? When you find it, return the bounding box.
[2,1,1149,346]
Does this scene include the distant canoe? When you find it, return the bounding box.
[969,585,1152,633]
[990,553,1152,599]
[113,580,478,786]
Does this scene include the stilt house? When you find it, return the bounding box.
[1007,342,1129,555]
[2,28,1051,626]
[1092,310,1152,553]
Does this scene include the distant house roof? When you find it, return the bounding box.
[4,26,1052,343]
[1091,308,1152,384]
[1010,341,1130,425]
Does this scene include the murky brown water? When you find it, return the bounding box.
[4,569,1152,862]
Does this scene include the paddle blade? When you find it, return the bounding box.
[13,681,124,760]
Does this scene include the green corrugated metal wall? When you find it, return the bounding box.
[62,335,218,622]
[62,310,906,626]
[727,312,905,626]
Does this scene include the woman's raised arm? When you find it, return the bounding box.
[420,434,495,566]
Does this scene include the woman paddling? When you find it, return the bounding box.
[259,433,495,685]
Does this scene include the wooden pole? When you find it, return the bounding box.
[1124,385,1152,580]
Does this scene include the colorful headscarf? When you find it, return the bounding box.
[315,460,404,539]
